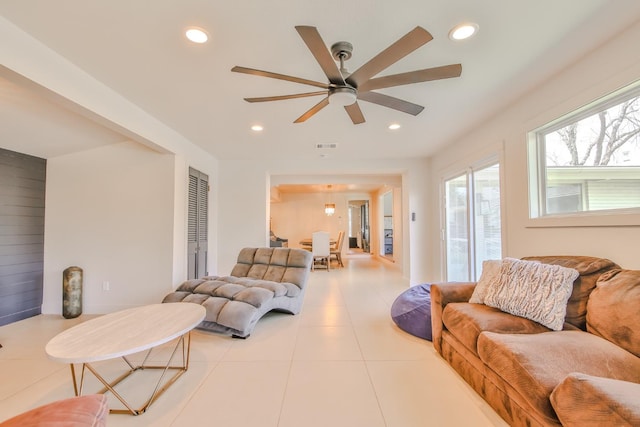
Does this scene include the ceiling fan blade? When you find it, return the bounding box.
[347,26,433,88]
[244,91,327,103]
[293,97,330,123]
[295,26,346,85]
[358,64,462,92]
[358,91,424,116]
[344,102,365,124]
[231,66,329,89]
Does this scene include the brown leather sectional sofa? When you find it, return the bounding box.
[431,256,640,427]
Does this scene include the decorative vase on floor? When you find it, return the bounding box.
[62,266,83,319]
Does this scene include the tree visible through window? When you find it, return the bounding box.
[532,83,640,216]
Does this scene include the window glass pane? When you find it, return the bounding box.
[542,94,640,214]
[445,175,469,281]
[473,164,502,279]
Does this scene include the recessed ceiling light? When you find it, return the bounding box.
[449,23,478,41]
[185,27,209,44]
[251,125,264,132]
[388,123,401,130]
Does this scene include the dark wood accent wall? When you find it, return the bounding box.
[0,148,46,326]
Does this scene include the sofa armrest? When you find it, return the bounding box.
[430,282,476,354]
[550,373,640,426]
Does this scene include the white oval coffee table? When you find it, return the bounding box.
[46,303,205,415]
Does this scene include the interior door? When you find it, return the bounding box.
[188,167,209,279]
[360,201,370,253]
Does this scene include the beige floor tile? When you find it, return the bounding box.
[366,360,510,427]
[302,282,345,307]
[221,313,300,362]
[293,326,363,361]
[0,359,66,400]
[298,304,351,327]
[278,361,385,427]
[171,361,290,427]
[353,320,433,361]
[0,363,73,420]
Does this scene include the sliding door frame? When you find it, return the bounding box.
[440,153,505,282]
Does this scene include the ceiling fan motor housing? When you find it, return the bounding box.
[331,41,353,61]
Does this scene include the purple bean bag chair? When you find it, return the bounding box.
[390,283,432,341]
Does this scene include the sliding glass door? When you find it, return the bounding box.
[444,161,502,281]
[445,174,469,281]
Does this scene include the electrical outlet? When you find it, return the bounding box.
[102,281,110,291]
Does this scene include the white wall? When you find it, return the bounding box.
[43,141,176,314]
[41,146,218,314]
[217,164,269,272]
[427,20,640,279]
[41,144,218,314]
[404,160,432,284]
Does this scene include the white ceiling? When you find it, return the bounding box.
[1,1,640,165]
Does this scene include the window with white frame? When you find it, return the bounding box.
[528,81,640,218]
[444,161,502,282]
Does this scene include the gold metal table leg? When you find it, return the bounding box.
[69,331,192,415]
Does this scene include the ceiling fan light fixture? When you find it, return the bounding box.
[328,87,357,106]
[449,23,478,41]
[185,27,209,44]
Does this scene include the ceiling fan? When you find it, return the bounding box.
[231,25,462,125]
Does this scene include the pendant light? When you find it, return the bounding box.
[325,184,335,215]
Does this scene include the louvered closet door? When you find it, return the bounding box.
[187,167,208,279]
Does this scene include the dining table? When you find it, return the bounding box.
[299,238,336,248]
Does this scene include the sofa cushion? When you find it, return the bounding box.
[550,373,640,427]
[587,269,640,357]
[522,255,618,330]
[175,278,206,292]
[442,302,552,356]
[477,330,640,424]
[228,247,310,289]
[483,258,579,330]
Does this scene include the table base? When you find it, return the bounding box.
[69,331,192,415]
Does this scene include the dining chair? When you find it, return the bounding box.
[311,231,330,271]
[330,230,343,250]
[330,231,345,267]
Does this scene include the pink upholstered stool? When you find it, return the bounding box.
[0,394,108,427]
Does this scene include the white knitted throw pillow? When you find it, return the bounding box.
[483,258,579,331]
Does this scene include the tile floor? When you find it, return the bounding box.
[0,253,508,427]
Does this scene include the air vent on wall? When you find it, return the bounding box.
[315,143,338,149]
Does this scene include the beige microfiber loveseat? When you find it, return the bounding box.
[163,247,312,338]
[431,256,640,427]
